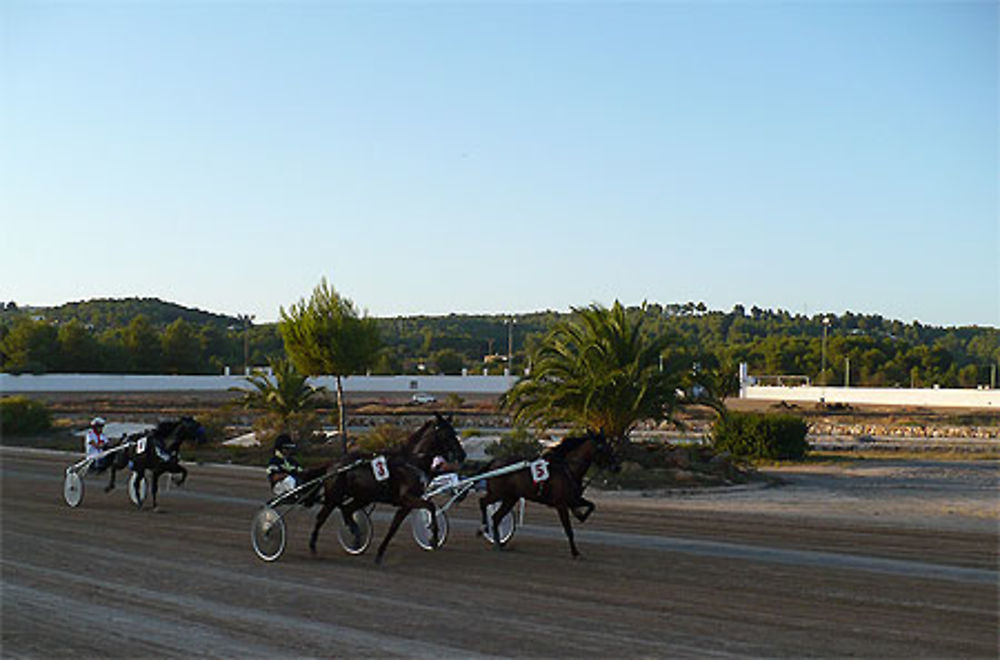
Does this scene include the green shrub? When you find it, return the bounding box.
[711,411,809,460]
[251,410,324,448]
[196,408,238,444]
[353,424,410,453]
[1,396,53,435]
[485,427,543,460]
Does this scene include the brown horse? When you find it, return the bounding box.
[309,413,466,564]
[478,428,619,557]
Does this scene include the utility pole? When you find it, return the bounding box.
[505,317,517,374]
[821,316,830,387]
[845,357,850,388]
[238,314,255,375]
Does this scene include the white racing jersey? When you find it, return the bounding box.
[85,429,108,459]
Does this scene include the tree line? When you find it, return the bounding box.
[1,297,996,388]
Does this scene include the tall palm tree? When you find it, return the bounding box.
[501,301,683,445]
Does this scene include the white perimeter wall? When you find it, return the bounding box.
[0,373,516,395]
[744,385,998,408]
[2,373,996,408]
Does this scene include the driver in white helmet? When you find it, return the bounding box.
[85,417,111,472]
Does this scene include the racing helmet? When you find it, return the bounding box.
[274,434,296,454]
[90,417,106,427]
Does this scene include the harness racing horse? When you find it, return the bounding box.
[309,412,466,564]
[105,417,207,510]
[478,429,620,557]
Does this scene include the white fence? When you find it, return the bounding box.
[0,373,516,395]
[743,385,998,409]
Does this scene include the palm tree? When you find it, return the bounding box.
[501,301,683,446]
[231,357,327,420]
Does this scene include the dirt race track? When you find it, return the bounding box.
[2,448,998,659]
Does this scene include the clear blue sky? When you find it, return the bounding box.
[2,1,997,327]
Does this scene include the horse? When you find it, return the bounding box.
[478,428,620,558]
[309,412,466,564]
[105,416,207,510]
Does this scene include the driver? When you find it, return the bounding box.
[85,417,111,472]
[266,434,326,505]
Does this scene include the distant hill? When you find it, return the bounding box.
[1,296,995,388]
[1,297,240,332]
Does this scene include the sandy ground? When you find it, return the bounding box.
[2,447,997,658]
[603,459,1000,534]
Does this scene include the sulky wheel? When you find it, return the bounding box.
[128,473,147,509]
[411,508,449,551]
[251,507,287,562]
[483,501,517,546]
[63,472,84,508]
[336,508,374,555]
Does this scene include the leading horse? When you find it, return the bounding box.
[478,428,620,557]
[105,416,207,510]
[309,412,466,564]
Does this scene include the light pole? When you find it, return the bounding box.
[821,316,831,387]
[238,314,255,375]
[505,317,517,374]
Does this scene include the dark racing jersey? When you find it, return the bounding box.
[266,453,304,480]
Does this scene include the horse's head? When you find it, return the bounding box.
[159,416,207,451]
[588,429,621,473]
[427,412,466,465]
[178,416,208,445]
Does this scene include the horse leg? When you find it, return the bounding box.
[150,472,161,511]
[374,506,412,566]
[104,465,117,493]
[337,501,364,549]
[309,499,338,555]
[556,504,580,558]
[478,491,500,537]
[490,498,518,549]
[172,464,188,486]
[131,469,144,507]
[410,495,440,549]
[572,497,595,523]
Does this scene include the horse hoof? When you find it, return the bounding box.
[104,486,114,493]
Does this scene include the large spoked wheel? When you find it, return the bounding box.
[336,509,374,555]
[483,501,517,546]
[411,508,449,551]
[63,472,84,508]
[251,507,287,562]
[128,473,147,509]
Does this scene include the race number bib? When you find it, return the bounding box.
[530,459,550,483]
[136,438,147,453]
[371,455,390,482]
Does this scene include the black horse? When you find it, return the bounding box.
[478,429,620,557]
[105,416,206,510]
[309,413,466,564]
